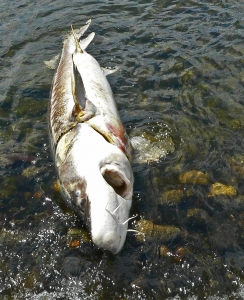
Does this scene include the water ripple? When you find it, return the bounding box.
[1,0,244,299]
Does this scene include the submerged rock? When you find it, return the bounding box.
[179,170,210,185]
[236,195,244,205]
[134,220,181,242]
[232,165,244,178]
[131,135,175,163]
[181,70,195,83]
[22,165,39,178]
[69,239,81,248]
[209,183,237,197]
[159,245,192,264]
[173,246,191,263]
[53,180,61,192]
[186,208,209,231]
[159,189,184,205]
[66,227,91,246]
[159,245,171,257]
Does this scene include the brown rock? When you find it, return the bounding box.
[53,180,60,192]
[159,245,170,257]
[209,183,236,197]
[179,170,210,185]
[160,189,183,205]
[134,220,181,242]
[69,239,81,248]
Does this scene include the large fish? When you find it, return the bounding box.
[49,20,134,254]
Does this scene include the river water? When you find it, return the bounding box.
[1,0,244,299]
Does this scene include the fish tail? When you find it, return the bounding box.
[74,19,91,38]
[71,24,83,53]
[71,20,95,52]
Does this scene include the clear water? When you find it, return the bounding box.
[1,0,244,299]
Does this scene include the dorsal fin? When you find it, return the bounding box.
[71,24,83,53]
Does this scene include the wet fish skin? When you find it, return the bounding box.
[49,20,134,254]
[49,20,94,148]
[72,39,132,160]
[56,122,133,254]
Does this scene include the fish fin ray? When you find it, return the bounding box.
[44,54,60,70]
[79,32,95,50]
[72,62,87,107]
[71,24,83,53]
[71,63,84,119]
[74,19,92,38]
[102,66,119,76]
[77,100,97,122]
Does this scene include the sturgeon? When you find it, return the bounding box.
[49,20,134,254]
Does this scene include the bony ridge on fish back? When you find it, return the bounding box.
[49,19,134,254]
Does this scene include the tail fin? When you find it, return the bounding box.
[79,32,95,50]
[75,19,91,37]
[71,20,95,52]
[71,24,83,53]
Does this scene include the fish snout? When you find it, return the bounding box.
[90,196,130,254]
[100,231,124,254]
[92,229,126,254]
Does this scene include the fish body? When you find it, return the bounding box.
[49,20,134,254]
[72,49,131,158]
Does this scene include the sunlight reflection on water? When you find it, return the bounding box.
[1,0,244,299]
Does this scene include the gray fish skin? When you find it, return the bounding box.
[49,21,92,148]
[49,20,134,254]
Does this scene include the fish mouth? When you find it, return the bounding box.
[88,195,129,255]
[86,189,128,255]
[94,231,124,254]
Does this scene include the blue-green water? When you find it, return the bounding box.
[1,1,244,299]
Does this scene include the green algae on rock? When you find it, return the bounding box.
[209,183,237,197]
[179,170,210,185]
[159,189,184,205]
[159,245,171,257]
[22,165,40,178]
[173,246,192,264]
[66,228,91,244]
[186,208,210,231]
[134,219,181,242]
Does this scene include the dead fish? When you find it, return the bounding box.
[49,20,134,254]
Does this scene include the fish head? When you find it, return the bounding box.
[55,128,89,220]
[86,157,133,254]
[56,124,134,254]
[59,172,89,220]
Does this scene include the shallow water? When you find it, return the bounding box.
[1,0,244,299]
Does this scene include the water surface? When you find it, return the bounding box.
[1,0,244,299]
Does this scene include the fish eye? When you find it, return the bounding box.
[75,190,81,197]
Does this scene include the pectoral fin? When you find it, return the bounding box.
[71,61,97,123]
[74,100,97,123]
[72,62,87,107]
[102,67,119,76]
[71,63,85,120]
